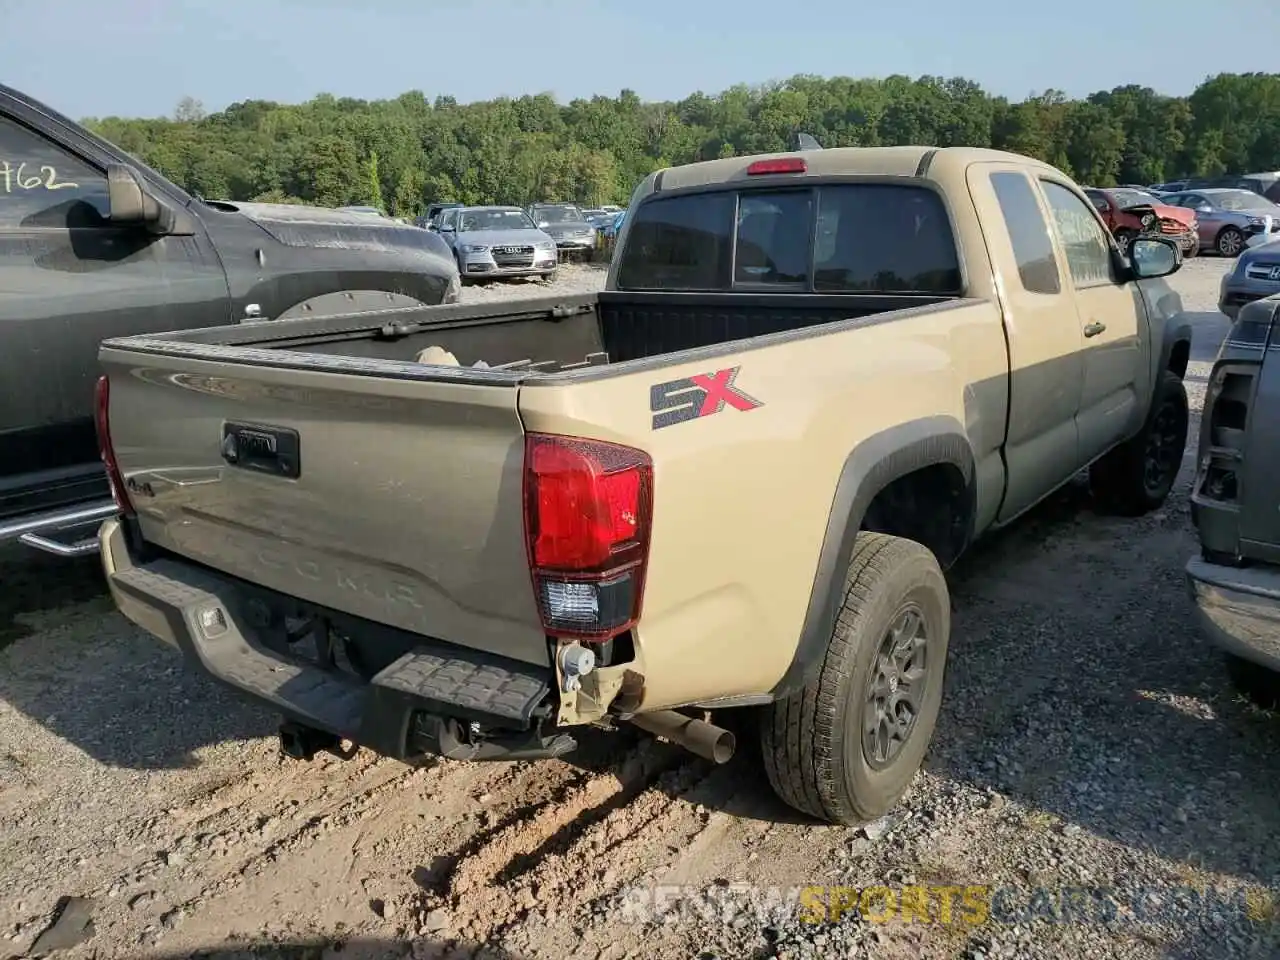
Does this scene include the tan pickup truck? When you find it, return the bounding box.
[95,146,1192,826]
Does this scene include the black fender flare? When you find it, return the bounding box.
[768,415,977,699]
[1158,319,1193,380]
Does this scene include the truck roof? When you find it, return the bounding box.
[650,145,1062,191]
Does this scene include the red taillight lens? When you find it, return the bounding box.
[746,157,806,176]
[523,433,653,641]
[94,375,133,518]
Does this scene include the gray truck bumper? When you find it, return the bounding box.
[99,518,573,762]
[1185,555,1280,672]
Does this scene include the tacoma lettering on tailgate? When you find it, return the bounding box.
[649,366,762,430]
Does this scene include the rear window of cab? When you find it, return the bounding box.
[615,183,962,294]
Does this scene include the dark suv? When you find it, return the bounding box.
[0,84,460,559]
[1186,294,1280,708]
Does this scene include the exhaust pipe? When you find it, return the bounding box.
[629,710,735,764]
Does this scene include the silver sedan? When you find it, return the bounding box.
[433,206,559,281]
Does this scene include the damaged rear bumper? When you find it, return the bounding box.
[1185,555,1280,673]
[99,518,574,762]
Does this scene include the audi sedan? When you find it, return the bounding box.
[1219,239,1280,319]
[431,206,558,281]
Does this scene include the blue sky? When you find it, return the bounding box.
[6,0,1279,120]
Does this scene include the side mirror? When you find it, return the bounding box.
[1129,236,1181,279]
[107,163,174,234]
[1196,204,1213,214]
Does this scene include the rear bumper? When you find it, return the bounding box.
[100,519,572,762]
[1185,555,1280,672]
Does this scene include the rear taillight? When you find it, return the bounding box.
[523,433,653,641]
[94,375,133,518]
[1199,363,1256,505]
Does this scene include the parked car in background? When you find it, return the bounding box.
[603,208,626,239]
[1194,174,1280,202]
[0,82,461,558]
[431,205,558,281]
[416,201,463,230]
[1218,239,1280,318]
[1084,187,1198,257]
[1157,176,1280,202]
[1158,189,1280,257]
[1186,294,1280,710]
[527,202,596,260]
[596,208,627,259]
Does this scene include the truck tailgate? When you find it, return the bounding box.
[99,346,547,666]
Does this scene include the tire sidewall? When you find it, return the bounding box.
[1143,373,1189,504]
[834,551,950,816]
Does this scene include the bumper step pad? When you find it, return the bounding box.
[110,558,553,760]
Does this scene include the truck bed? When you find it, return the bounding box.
[96,288,977,681]
[108,290,959,378]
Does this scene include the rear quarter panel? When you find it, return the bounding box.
[518,300,1009,709]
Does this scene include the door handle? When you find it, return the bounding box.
[1083,321,1107,338]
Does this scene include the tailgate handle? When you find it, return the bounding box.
[221,423,301,479]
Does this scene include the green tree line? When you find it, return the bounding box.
[81,72,1280,217]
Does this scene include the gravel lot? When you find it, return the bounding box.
[2,257,1278,960]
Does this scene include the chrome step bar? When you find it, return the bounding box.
[0,501,118,558]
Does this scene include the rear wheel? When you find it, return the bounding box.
[1089,370,1189,516]
[760,532,950,825]
[1216,227,1245,258]
[1225,654,1280,710]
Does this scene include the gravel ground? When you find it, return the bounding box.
[2,257,1278,960]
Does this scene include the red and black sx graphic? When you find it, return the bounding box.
[649,366,763,430]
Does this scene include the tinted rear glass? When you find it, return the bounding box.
[615,191,734,290]
[616,183,961,293]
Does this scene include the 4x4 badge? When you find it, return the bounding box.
[649,366,762,430]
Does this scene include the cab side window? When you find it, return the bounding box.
[0,114,110,227]
[989,171,1061,295]
[1039,180,1116,286]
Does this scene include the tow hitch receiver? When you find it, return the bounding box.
[278,721,358,762]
